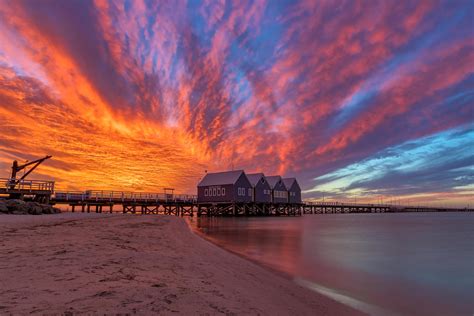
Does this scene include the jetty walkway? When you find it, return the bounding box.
[1,178,471,216]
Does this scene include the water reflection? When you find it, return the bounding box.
[188,213,474,316]
[190,217,304,276]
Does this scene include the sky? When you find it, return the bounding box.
[0,0,472,207]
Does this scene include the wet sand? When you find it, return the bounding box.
[0,214,362,315]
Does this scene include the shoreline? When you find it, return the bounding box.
[184,217,299,282]
[0,213,363,315]
[185,217,394,316]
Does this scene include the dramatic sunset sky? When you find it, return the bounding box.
[0,0,472,206]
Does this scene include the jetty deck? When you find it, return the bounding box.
[0,178,54,203]
[2,178,471,216]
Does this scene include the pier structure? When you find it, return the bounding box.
[3,156,470,216]
[302,201,471,214]
[52,190,303,216]
[195,202,302,216]
[0,178,54,203]
[54,191,197,216]
[302,202,391,214]
[2,185,471,216]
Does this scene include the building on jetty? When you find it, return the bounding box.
[246,173,272,203]
[194,171,302,216]
[282,178,302,204]
[197,170,252,203]
[265,175,288,204]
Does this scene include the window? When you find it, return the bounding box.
[217,188,221,196]
[213,188,217,196]
[222,188,225,196]
[238,188,241,196]
[204,188,208,196]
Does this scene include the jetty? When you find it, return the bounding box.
[1,181,470,216]
[1,156,471,216]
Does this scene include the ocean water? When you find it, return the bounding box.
[187,213,474,316]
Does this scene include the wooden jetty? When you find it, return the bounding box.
[1,181,471,216]
[302,201,472,214]
[52,190,302,216]
[0,178,54,203]
[53,190,197,215]
[2,155,471,216]
[52,191,472,216]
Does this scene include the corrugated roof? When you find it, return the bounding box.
[197,170,245,187]
[265,175,283,189]
[246,173,265,186]
[282,178,296,189]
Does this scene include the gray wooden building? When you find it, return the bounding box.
[197,170,253,203]
[282,178,302,204]
[265,175,288,203]
[246,173,272,203]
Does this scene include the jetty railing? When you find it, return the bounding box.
[303,201,393,207]
[0,178,55,192]
[54,190,197,203]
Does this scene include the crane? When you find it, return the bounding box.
[9,155,52,190]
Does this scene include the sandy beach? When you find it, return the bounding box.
[0,213,362,315]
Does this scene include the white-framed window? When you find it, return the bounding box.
[204,188,208,196]
[237,188,241,196]
[222,188,225,196]
[212,188,216,196]
[217,188,221,196]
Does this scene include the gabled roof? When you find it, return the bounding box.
[282,178,297,189]
[265,175,284,189]
[246,173,265,187]
[197,170,245,187]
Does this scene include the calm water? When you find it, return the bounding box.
[187,213,474,316]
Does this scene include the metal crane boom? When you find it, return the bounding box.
[10,155,52,189]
